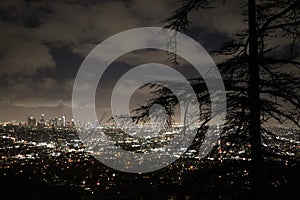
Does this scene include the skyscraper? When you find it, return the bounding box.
[71,118,75,127]
[27,116,36,126]
[39,114,45,126]
[58,117,62,127]
[54,116,58,127]
[62,114,66,127]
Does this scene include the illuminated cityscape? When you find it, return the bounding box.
[0,0,299,199]
[0,113,299,199]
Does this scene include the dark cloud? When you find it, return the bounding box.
[0,0,239,122]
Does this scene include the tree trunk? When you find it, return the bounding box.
[248,0,264,197]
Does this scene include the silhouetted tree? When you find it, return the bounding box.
[133,0,300,197]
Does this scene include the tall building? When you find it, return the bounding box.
[54,116,58,127]
[71,118,75,127]
[62,114,66,127]
[39,114,45,125]
[58,117,62,127]
[27,116,36,126]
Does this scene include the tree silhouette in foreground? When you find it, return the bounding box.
[133,0,300,197]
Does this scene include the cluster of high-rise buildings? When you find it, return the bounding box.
[27,114,75,128]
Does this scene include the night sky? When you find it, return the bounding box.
[0,0,297,123]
